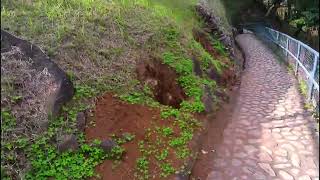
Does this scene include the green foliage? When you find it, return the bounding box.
[299,80,308,97]
[211,39,227,56]
[1,110,16,132]
[123,133,136,142]
[162,52,193,75]
[180,100,205,113]
[162,26,180,43]
[74,84,97,100]
[136,156,149,180]
[162,127,174,137]
[160,163,175,177]
[155,149,169,161]
[120,92,146,104]
[175,146,190,159]
[161,107,180,119]
[107,145,126,160]
[177,75,203,98]
[25,140,107,180]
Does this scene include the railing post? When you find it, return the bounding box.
[307,55,319,101]
[295,44,301,76]
[286,38,289,57]
[276,32,279,42]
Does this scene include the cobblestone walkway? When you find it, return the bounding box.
[207,34,319,180]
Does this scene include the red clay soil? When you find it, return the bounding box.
[190,86,240,179]
[136,60,187,108]
[85,93,183,180]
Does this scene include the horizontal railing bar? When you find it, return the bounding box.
[266,27,319,57]
[262,28,319,91]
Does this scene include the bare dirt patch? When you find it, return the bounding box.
[191,86,240,179]
[85,93,184,180]
[136,60,187,108]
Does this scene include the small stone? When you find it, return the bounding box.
[239,120,251,126]
[306,169,318,176]
[248,129,261,137]
[299,150,313,155]
[291,153,301,167]
[258,163,275,176]
[234,152,247,158]
[272,128,281,133]
[242,166,255,174]
[76,112,86,132]
[281,144,296,151]
[279,170,294,180]
[244,145,258,154]
[100,139,117,153]
[207,171,223,180]
[201,150,208,154]
[291,168,300,175]
[286,135,299,140]
[213,158,227,167]
[290,141,305,150]
[260,146,272,155]
[298,175,311,180]
[272,133,283,139]
[274,164,292,169]
[232,159,242,166]
[235,139,243,145]
[274,156,288,163]
[274,149,288,156]
[245,159,257,167]
[248,139,261,144]
[253,171,266,180]
[258,152,272,162]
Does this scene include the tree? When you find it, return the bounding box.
[265,0,284,17]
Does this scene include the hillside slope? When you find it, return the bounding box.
[1,0,240,179]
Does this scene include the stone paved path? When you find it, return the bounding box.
[207,34,319,180]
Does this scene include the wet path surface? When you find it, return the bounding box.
[205,34,319,180]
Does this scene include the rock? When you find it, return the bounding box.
[231,159,242,166]
[274,163,292,169]
[1,30,74,117]
[279,170,294,180]
[201,150,208,154]
[274,148,288,157]
[192,57,202,77]
[57,134,79,152]
[291,153,300,167]
[76,112,86,132]
[175,173,188,180]
[258,163,276,176]
[298,175,311,180]
[100,139,117,153]
[207,171,223,180]
[257,152,273,162]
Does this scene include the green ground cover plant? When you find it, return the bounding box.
[1,0,231,179]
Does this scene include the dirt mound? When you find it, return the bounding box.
[85,93,181,180]
[136,60,187,108]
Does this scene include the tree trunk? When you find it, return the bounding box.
[287,0,292,20]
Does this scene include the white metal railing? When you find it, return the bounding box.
[264,27,319,108]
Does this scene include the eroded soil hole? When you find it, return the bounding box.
[136,60,187,108]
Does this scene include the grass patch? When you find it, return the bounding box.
[299,80,308,97]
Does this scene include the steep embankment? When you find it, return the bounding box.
[1,0,241,179]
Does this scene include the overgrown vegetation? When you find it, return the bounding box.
[1,0,231,179]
